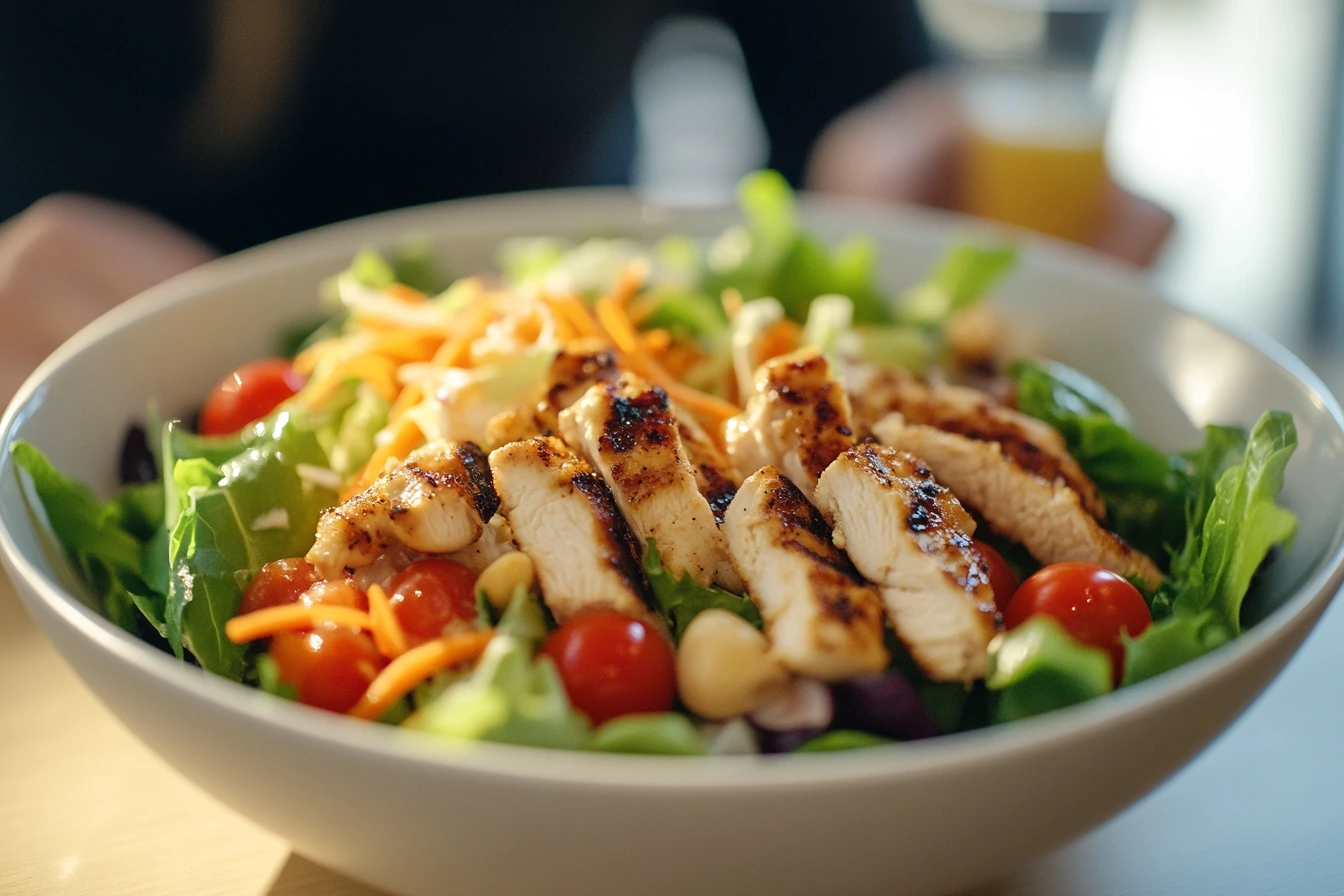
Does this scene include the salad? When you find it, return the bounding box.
[13,171,1299,756]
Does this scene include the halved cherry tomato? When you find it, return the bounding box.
[198,358,306,436]
[538,610,675,725]
[973,539,1019,614]
[1002,561,1151,684]
[268,625,386,713]
[386,558,479,646]
[301,578,369,611]
[239,557,323,615]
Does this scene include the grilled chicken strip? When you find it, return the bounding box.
[307,440,499,579]
[874,414,1162,587]
[724,349,856,503]
[559,375,743,592]
[488,436,656,626]
[675,412,739,526]
[484,340,620,449]
[724,465,889,680]
[814,444,998,683]
[847,365,1106,520]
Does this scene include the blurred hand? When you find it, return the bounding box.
[0,194,217,405]
[806,74,1174,268]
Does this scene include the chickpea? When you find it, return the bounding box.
[476,551,536,611]
[676,609,789,720]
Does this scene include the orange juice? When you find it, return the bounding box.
[958,72,1111,244]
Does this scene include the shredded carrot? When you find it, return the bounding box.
[756,318,802,364]
[432,296,497,367]
[546,292,603,341]
[346,417,424,498]
[225,604,372,644]
[387,384,423,422]
[538,296,577,343]
[384,282,428,304]
[365,329,445,363]
[595,293,741,422]
[611,258,650,308]
[366,583,409,659]
[303,354,400,408]
[641,328,673,356]
[347,629,494,721]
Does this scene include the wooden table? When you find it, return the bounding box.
[3,569,1341,895]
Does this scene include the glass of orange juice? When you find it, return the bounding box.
[921,0,1133,244]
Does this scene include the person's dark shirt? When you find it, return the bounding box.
[0,2,929,253]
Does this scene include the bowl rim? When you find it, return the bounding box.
[4,186,1343,791]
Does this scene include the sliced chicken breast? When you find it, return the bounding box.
[723,465,889,680]
[874,414,1162,588]
[307,440,499,578]
[675,411,739,526]
[848,364,1105,519]
[559,375,742,592]
[488,436,656,625]
[483,341,621,450]
[814,444,998,683]
[724,349,856,503]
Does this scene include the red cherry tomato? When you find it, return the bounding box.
[239,557,323,615]
[300,578,369,612]
[198,358,306,436]
[1003,561,1152,684]
[973,539,1019,614]
[386,558,479,646]
[537,610,676,725]
[268,625,387,713]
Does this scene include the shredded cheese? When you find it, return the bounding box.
[345,417,423,498]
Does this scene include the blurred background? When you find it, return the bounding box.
[630,0,1344,386]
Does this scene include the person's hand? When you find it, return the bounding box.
[0,194,217,404]
[805,74,1174,268]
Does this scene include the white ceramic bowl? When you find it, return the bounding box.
[3,191,1343,896]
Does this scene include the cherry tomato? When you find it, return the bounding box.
[301,578,369,611]
[972,539,1019,614]
[538,610,675,725]
[238,558,323,615]
[268,625,386,713]
[386,558,479,646]
[1003,562,1151,684]
[198,358,306,436]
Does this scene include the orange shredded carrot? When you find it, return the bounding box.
[432,296,497,367]
[387,384,423,422]
[225,604,372,644]
[594,294,740,423]
[538,296,577,343]
[365,329,445,363]
[547,293,603,341]
[612,258,649,307]
[366,583,409,659]
[346,417,424,498]
[641,328,673,356]
[384,282,429,304]
[303,354,400,408]
[347,629,494,721]
[756,318,802,364]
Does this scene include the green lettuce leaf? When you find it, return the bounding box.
[407,589,591,750]
[642,539,762,641]
[1010,359,1186,568]
[1168,410,1298,633]
[10,442,166,637]
[1121,611,1231,686]
[987,616,1113,723]
[793,730,894,752]
[894,243,1017,327]
[589,713,706,755]
[164,414,337,680]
